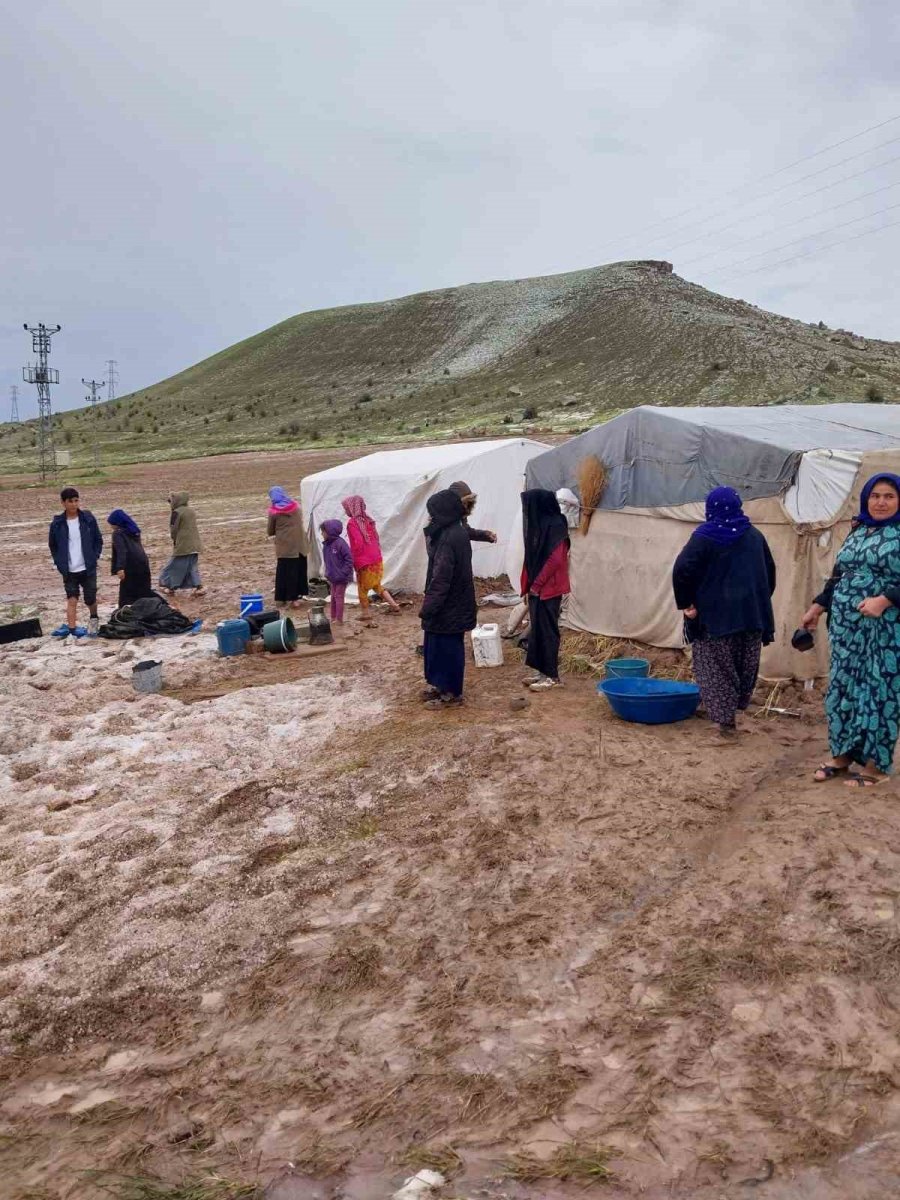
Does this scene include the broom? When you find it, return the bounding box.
[577,455,609,535]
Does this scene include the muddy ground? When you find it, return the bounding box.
[2,450,900,1200]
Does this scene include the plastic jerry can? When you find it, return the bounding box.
[471,623,503,667]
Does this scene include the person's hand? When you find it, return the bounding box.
[486,531,498,543]
[801,603,824,630]
[683,605,698,619]
[117,570,126,580]
[858,595,892,618]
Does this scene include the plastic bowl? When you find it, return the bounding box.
[597,677,700,724]
[604,657,650,679]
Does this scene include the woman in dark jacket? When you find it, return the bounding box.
[107,509,154,608]
[521,489,570,692]
[420,490,477,709]
[672,487,776,736]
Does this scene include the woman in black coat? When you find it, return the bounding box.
[107,509,154,608]
[420,490,477,709]
[672,487,776,736]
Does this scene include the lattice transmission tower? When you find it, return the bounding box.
[105,359,118,401]
[9,385,20,424]
[82,377,106,468]
[23,323,61,481]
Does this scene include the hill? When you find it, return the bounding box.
[4,259,900,474]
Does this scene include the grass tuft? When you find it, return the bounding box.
[501,1141,615,1184]
[88,1174,262,1200]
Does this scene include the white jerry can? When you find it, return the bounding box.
[471,623,503,668]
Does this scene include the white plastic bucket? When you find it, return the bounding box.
[471,623,503,668]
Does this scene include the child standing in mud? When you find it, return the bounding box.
[320,519,353,624]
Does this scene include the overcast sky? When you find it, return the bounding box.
[3,0,899,416]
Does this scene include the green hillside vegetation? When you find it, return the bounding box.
[3,259,900,475]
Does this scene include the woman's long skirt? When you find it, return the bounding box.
[423,631,466,698]
[692,631,762,727]
[526,595,562,680]
[826,603,900,774]
[159,554,202,590]
[118,566,154,608]
[274,555,308,603]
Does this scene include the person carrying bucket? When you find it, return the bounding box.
[266,486,309,608]
[341,495,400,621]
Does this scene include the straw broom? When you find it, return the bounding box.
[577,455,609,535]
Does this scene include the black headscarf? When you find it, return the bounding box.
[522,489,569,587]
[425,489,465,544]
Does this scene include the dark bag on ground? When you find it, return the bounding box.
[98,594,194,640]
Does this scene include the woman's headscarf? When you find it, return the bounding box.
[521,489,569,587]
[321,518,343,539]
[107,508,141,538]
[693,486,751,546]
[855,473,900,527]
[342,495,375,542]
[269,486,299,514]
[555,487,581,530]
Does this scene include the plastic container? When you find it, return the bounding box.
[132,659,163,694]
[471,623,504,668]
[597,677,700,724]
[216,618,251,657]
[604,657,650,679]
[239,593,264,618]
[263,616,297,653]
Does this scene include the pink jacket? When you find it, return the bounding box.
[346,518,383,570]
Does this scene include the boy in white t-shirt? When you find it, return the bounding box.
[47,487,104,638]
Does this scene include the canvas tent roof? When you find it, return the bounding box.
[526,404,900,523]
[300,438,549,591]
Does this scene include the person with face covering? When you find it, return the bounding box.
[159,491,205,597]
[266,486,309,608]
[802,473,900,786]
[420,489,477,708]
[107,509,154,607]
[520,489,571,692]
[673,487,776,737]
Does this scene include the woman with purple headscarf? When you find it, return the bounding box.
[266,486,309,607]
[107,508,154,608]
[673,487,776,736]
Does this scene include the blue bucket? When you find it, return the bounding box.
[216,618,251,657]
[604,657,650,679]
[597,677,700,725]
[239,593,264,618]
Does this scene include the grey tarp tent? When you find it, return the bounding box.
[525,405,900,678]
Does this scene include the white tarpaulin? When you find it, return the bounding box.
[300,438,549,591]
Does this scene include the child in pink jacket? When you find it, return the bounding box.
[341,495,401,617]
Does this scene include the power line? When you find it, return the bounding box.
[702,198,900,276]
[656,134,900,256]
[681,175,900,269]
[712,214,900,283]
[594,112,900,253]
[665,151,900,257]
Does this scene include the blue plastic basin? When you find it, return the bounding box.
[597,677,700,724]
[604,657,650,679]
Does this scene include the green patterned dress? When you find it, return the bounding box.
[824,524,900,773]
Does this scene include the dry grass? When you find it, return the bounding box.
[316,934,384,995]
[576,455,609,535]
[397,1143,463,1177]
[501,1141,615,1184]
[560,631,690,680]
[89,1175,262,1200]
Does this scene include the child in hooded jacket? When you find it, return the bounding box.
[341,495,401,618]
[320,520,353,624]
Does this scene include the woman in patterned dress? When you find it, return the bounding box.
[802,473,900,787]
[673,487,776,737]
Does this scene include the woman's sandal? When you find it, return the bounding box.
[845,772,891,788]
[813,763,850,782]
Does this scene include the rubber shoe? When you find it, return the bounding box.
[51,623,71,638]
[87,617,100,638]
[70,625,88,639]
[529,677,561,692]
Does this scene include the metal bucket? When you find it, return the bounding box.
[132,659,163,694]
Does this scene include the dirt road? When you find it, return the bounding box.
[2,450,900,1199]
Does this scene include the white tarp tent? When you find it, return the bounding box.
[301,438,550,592]
[525,404,900,679]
